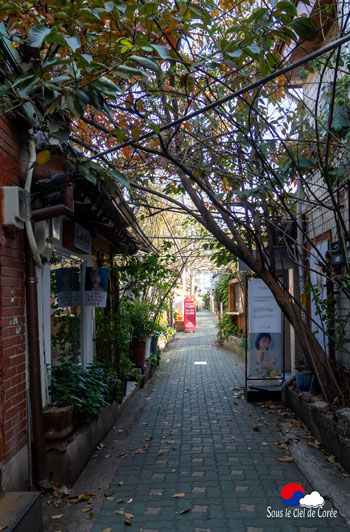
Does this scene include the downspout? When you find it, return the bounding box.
[24,138,47,483]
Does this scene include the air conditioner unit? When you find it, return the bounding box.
[35,220,54,259]
[0,187,31,229]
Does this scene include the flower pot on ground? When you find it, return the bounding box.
[43,404,73,440]
[129,342,146,368]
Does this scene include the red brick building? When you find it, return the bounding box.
[0,116,28,490]
[0,115,154,491]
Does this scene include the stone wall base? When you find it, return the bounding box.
[287,386,350,472]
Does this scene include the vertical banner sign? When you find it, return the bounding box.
[248,279,282,378]
[56,268,80,307]
[84,267,109,307]
[184,296,196,332]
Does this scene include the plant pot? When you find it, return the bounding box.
[43,405,74,440]
[129,342,146,368]
[174,320,184,332]
[296,370,314,392]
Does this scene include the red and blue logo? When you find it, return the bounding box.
[281,483,305,507]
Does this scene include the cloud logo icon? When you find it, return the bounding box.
[299,491,325,509]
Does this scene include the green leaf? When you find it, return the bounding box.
[104,1,115,12]
[92,76,122,97]
[297,156,313,169]
[129,55,162,74]
[115,65,148,77]
[78,162,97,184]
[110,169,130,189]
[64,35,81,52]
[290,17,319,41]
[149,123,161,134]
[227,49,243,58]
[276,0,297,16]
[45,30,66,46]
[150,44,172,59]
[79,8,103,23]
[27,25,51,47]
[65,94,84,118]
[54,129,70,142]
[0,2,19,15]
[246,45,261,55]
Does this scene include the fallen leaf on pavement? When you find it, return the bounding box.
[252,426,261,432]
[124,513,134,519]
[86,513,94,520]
[51,514,64,520]
[102,529,112,532]
[118,481,124,486]
[278,457,294,463]
[134,449,145,454]
[172,493,185,498]
[179,508,191,514]
[124,519,132,526]
[104,492,115,497]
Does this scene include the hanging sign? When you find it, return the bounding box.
[55,268,80,308]
[84,267,109,307]
[184,295,196,332]
[248,278,282,378]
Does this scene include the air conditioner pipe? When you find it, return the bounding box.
[31,184,74,222]
[24,137,47,484]
[281,374,296,404]
[25,138,42,268]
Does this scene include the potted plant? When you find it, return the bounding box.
[125,300,153,368]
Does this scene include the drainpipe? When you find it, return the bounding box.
[281,374,296,404]
[24,138,47,483]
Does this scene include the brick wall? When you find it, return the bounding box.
[0,117,27,472]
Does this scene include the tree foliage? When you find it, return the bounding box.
[1,0,350,404]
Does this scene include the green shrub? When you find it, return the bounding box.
[49,358,122,423]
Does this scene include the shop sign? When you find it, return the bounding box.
[248,278,282,378]
[84,267,109,307]
[55,268,80,307]
[184,296,196,332]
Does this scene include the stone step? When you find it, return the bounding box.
[0,492,42,532]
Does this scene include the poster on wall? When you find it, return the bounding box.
[248,278,282,378]
[84,267,109,307]
[55,268,80,307]
[184,296,196,332]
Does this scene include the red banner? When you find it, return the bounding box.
[184,296,196,332]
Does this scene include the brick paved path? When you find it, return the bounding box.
[92,311,345,532]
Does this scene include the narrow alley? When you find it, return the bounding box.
[43,311,347,532]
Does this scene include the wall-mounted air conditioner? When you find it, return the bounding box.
[0,187,31,229]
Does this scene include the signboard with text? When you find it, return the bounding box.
[248,278,282,378]
[184,296,196,332]
[84,267,109,308]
